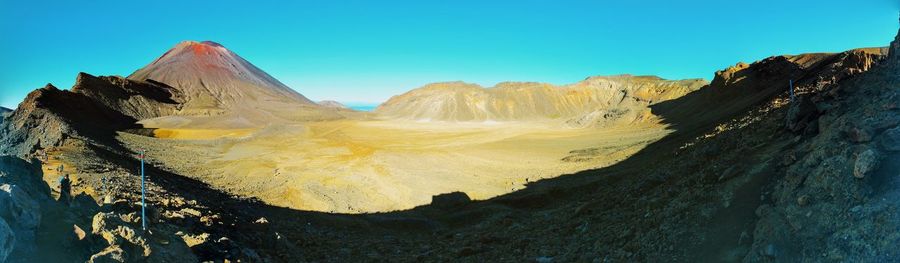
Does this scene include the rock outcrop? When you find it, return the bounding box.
[0,74,182,156]
[0,218,13,262]
[653,48,886,133]
[89,212,197,262]
[317,100,349,109]
[0,156,51,261]
[890,24,900,63]
[740,32,899,261]
[0,107,10,123]
[376,75,707,126]
[881,126,900,151]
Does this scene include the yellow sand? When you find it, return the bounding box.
[152,128,255,139]
[132,119,670,213]
[40,148,97,200]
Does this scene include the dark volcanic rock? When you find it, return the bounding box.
[431,192,471,209]
[853,149,880,179]
[0,73,183,156]
[890,23,900,63]
[71,73,183,120]
[847,126,873,143]
[785,96,817,133]
[880,126,900,152]
[652,47,885,132]
[0,156,52,261]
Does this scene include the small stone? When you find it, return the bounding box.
[880,126,900,152]
[181,233,210,247]
[458,246,477,256]
[847,127,872,143]
[764,244,778,257]
[200,214,220,226]
[780,152,797,167]
[853,149,880,179]
[88,245,126,263]
[73,224,87,241]
[536,256,553,263]
[254,217,269,224]
[796,195,809,206]
[179,208,201,217]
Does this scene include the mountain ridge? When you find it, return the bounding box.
[375,75,707,126]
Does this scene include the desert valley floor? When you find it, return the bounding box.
[120,119,667,213]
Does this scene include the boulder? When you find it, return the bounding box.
[0,157,50,200]
[847,126,873,143]
[785,96,817,133]
[91,212,149,255]
[180,232,210,248]
[180,208,202,218]
[72,192,100,215]
[88,245,126,263]
[431,192,471,209]
[853,149,880,179]
[91,212,197,262]
[200,214,220,226]
[0,218,13,263]
[0,158,46,258]
[0,184,41,231]
[880,126,900,152]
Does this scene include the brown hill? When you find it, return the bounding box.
[375,75,707,127]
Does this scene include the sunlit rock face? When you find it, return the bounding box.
[375,75,707,126]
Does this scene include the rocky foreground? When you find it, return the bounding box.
[0,30,898,263]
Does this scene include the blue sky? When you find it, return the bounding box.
[1,0,897,109]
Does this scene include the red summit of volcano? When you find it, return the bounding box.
[128,40,315,117]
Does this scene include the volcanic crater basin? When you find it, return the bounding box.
[118,119,670,213]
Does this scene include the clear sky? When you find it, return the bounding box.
[1,0,897,109]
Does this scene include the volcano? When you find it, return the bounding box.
[129,41,313,108]
[128,41,329,126]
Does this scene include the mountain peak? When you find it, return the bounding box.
[173,40,227,55]
[128,40,315,118]
[174,40,224,47]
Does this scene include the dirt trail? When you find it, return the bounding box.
[39,147,98,200]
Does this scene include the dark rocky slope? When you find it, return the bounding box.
[0,73,182,156]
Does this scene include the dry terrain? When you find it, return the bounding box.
[122,119,670,213]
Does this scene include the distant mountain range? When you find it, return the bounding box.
[375,75,707,127]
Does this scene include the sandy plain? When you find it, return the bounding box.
[119,119,669,213]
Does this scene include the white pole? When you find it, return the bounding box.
[141,149,147,231]
[789,79,794,102]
